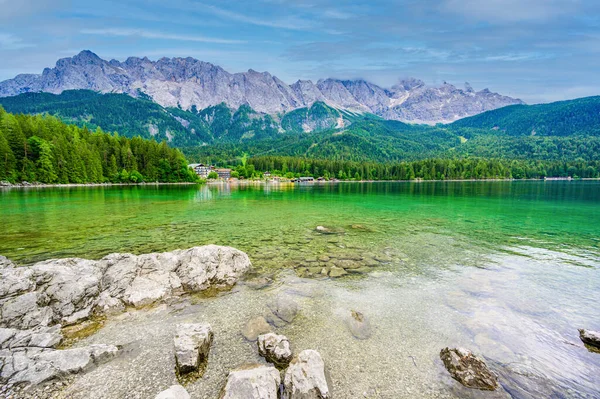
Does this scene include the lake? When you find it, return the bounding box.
[1,181,599,398]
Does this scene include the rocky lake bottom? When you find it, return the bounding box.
[0,182,599,398]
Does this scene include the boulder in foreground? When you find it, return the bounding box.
[257,333,293,367]
[220,364,281,399]
[155,385,191,399]
[0,245,251,330]
[579,329,600,349]
[283,349,331,399]
[174,323,213,375]
[440,347,498,391]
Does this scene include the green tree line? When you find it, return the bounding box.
[0,106,199,184]
[247,156,600,180]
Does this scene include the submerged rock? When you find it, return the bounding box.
[174,323,213,375]
[242,316,272,341]
[345,310,372,340]
[315,226,343,235]
[579,329,600,349]
[220,364,281,399]
[283,350,331,399]
[328,266,347,278]
[0,246,251,330]
[155,385,191,399]
[440,347,498,391]
[257,333,293,367]
[267,295,299,325]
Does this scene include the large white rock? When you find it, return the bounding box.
[174,323,213,375]
[0,246,251,330]
[283,350,331,399]
[155,385,191,399]
[176,245,252,291]
[221,364,281,399]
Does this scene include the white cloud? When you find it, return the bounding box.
[443,0,579,22]
[0,33,34,50]
[483,52,551,62]
[80,28,245,44]
[200,3,315,30]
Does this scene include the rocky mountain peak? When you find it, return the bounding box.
[0,51,524,123]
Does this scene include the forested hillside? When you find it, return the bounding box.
[0,90,352,145]
[0,90,213,145]
[183,118,600,164]
[3,89,600,179]
[450,96,600,136]
[0,106,198,184]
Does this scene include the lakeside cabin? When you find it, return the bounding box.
[298,176,315,183]
[216,169,231,180]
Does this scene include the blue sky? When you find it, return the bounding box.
[0,0,599,103]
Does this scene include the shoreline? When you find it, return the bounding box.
[207,177,599,185]
[0,181,202,189]
[1,178,597,189]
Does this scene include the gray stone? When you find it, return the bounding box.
[4,326,62,349]
[242,316,271,341]
[315,226,343,235]
[333,259,362,270]
[221,364,281,399]
[345,310,372,340]
[0,328,17,348]
[257,333,293,367]
[5,344,118,386]
[176,245,252,292]
[0,292,53,329]
[95,292,126,315]
[283,350,331,399]
[579,329,600,349]
[0,256,15,269]
[328,266,347,278]
[155,385,191,399]
[174,323,213,375]
[32,258,103,325]
[440,347,498,391]
[267,295,299,324]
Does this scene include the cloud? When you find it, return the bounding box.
[199,3,316,30]
[322,9,353,20]
[0,0,67,21]
[483,52,552,62]
[443,0,579,22]
[0,34,34,50]
[80,28,245,44]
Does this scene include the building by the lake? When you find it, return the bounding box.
[188,164,212,178]
[189,164,232,180]
[216,169,231,180]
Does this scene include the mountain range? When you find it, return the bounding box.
[0,50,523,124]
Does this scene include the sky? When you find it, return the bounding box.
[0,0,599,103]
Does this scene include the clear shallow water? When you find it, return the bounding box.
[1,181,599,398]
